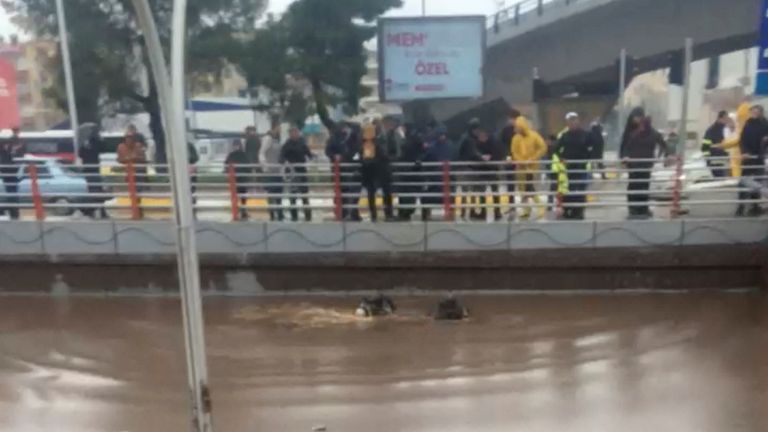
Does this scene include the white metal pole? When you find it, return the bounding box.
[171,0,213,430]
[55,0,79,159]
[618,48,627,148]
[130,1,212,431]
[678,38,693,161]
[422,0,426,16]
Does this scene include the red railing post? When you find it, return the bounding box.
[442,160,454,221]
[28,164,45,221]
[126,162,141,220]
[333,156,343,221]
[227,164,240,221]
[671,155,683,219]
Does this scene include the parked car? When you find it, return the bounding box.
[650,156,713,201]
[16,157,104,216]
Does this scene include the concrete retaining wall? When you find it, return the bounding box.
[0,220,765,294]
[1,220,766,257]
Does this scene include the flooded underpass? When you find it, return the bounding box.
[0,293,766,432]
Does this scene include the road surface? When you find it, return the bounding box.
[0,293,765,431]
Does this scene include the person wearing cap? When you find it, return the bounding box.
[619,107,667,219]
[736,104,768,217]
[511,116,547,219]
[556,112,596,220]
[701,110,731,178]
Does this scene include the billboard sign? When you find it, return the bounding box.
[756,0,768,95]
[0,58,20,130]
[378,16,485,102]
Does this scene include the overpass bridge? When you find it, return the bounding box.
[421,0,762,131]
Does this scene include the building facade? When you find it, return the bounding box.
[0,37,65,131]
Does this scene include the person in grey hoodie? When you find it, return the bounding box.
[259,125,285,221]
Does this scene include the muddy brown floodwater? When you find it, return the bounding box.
[0,293,766,432]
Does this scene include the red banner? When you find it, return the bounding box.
[0,58,20,130]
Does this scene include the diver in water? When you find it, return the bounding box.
[355,294,397,318]
[434,296,470,321]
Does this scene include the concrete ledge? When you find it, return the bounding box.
[42,222,116,255]
[0,219,764,258]
[0,244,763,293]
[595,221,683,248]
[197,222,267,255]
[346,223,425,253]
[115,222,176,255]
[0,222,42,255]
[427,223,509,251]
[266,222,344,253]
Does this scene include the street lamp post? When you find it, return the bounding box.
[55,0,79,158]
[129,1,212,431]
[678,37,693,161]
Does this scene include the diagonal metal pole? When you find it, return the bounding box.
[55,0,79,158]
[129,1,212,431]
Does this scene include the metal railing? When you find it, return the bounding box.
[487,0,590,33]
[0,155,764,223]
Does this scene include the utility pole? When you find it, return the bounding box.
[55,0,79,159]
[422,0,426,16]
[618,48,627,148]
[677,38,693,161]
[130,0,212,431]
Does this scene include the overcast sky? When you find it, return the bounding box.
[0,0,500,38]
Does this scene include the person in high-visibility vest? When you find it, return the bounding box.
[555,112,596,220]
[701,110,731,178]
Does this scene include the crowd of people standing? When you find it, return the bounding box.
[3,99,764,222]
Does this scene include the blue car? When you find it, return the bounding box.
[16,157,92,216]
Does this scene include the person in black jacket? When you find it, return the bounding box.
[78,125,109,219]
[476,128,506,221]
[281,126,314,222]
[225,139,251,220]
[458,119,484,220]
[736,105,768,217]
[396,123,426,221]
[556,113,595,220]
[422,125,456,221]
[378,117,402,220]
[702,111,731,178]
[619,108,667,218]
[360,122,395,222]
[590,122,606,180]
[0,127,24,220]
[326,122,362,221]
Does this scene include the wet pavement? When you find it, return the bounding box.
[0,293,766,432]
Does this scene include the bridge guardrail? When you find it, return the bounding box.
[0,155,764,223]
[488,0,593,33]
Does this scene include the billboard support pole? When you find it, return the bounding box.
[130,0,213,430]
[617,48,627,149]
[678,37,693,162]
[55,0,79,159]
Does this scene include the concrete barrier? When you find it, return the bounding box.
[0,220,764,293]
[0,219,765,257]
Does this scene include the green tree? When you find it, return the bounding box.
[237,0,401,131]
[1,0,265,161]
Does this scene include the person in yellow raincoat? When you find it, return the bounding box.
[511,116,547,218]
[716,101,750,177]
